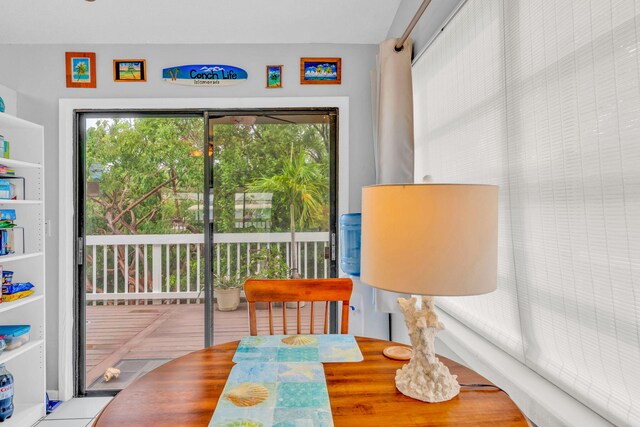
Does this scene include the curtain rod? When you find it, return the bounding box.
[394,0,433,51]
[411,0,468,65]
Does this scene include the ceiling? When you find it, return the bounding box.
[0,0,404,45]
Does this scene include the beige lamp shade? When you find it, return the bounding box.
[360,184,498,296]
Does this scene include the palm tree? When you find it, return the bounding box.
[269,72,279,86]
[249,151,327,278]
[75,61,87,81]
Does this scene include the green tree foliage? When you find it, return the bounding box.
[211,122,329,234]
[86,117,330,236]
[86,117,204,236]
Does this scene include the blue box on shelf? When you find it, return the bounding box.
[0,180,11,200]
[0,325,31,351]
[0,210,15,221]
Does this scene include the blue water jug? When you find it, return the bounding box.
[0,363,13,422]
[340,213,361,276]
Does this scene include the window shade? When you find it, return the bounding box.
[412,0,640,425]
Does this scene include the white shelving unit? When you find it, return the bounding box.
[0,112,45,426]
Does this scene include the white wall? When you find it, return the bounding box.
[0,43,378,391]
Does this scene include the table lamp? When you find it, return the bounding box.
[360,184,498,403]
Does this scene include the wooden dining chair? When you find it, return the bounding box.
[243,278,353,336]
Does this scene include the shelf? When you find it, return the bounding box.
[0,158,42,169]
[0,339,43,365]
[0,112,43,130]
[0,295,43,314]
[0,199,42,205]
[0,113,45,426]
[0,252,43,263]
[2,402,45,426]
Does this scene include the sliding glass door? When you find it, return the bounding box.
[75,108,338,395]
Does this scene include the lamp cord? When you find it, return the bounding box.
[460,383,510,397]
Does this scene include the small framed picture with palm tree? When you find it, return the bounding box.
[113,59,147,82]
[65,52,96,88]
[266,65,282,88]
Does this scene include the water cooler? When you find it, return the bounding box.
[340,214,389,339]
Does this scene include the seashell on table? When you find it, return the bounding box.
[281,335,317,346]
[224,382,269,407]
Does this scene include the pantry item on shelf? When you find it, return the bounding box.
[0,139,8,160]
[0,221,14,230]
[0,139,11,159]
[0,166,13,177]
[2,282,33,295]
[0,181,11,200]
[103,367,121,382]
[0,325,30,350]
[2,290,33,303]
[0,363,13,422]
[1,271,12,285]
[0,211,15,221]
[0,230,15,256]
[0,339,5,355]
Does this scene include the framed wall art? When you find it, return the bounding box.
[65,52,96,88]
[300,57,341,85]
[266,65,282,88]
[113,59,146,82]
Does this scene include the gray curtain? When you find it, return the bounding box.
[369,37,414,313]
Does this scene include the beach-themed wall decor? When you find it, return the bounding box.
[266,65,282,88]
[300,57,341,85]
[162,64,248,87]
[113,59,146,82]
[65,52,97,88]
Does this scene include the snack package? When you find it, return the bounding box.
[1,271,12,285]
[2,282,33,295]
[2,290,33,302]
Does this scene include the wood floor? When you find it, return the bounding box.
[85,301,328,387]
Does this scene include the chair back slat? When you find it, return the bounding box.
[324,301,329,334]
[282,303,287,335]
[244,278,353,336]
[268,303,274,335]
[248,301,258,336]
[310,302,315,334]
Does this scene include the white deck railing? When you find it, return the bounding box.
[85,232,330,304]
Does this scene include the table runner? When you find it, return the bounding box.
[233,334,363,363]
[209,362,333,427]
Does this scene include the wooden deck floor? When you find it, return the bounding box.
[86,301,327,387]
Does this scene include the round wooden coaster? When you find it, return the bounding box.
[382,345,413,361]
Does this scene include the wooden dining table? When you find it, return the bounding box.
[93,336,528,426]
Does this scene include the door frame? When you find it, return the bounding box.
[58,97,349,400]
